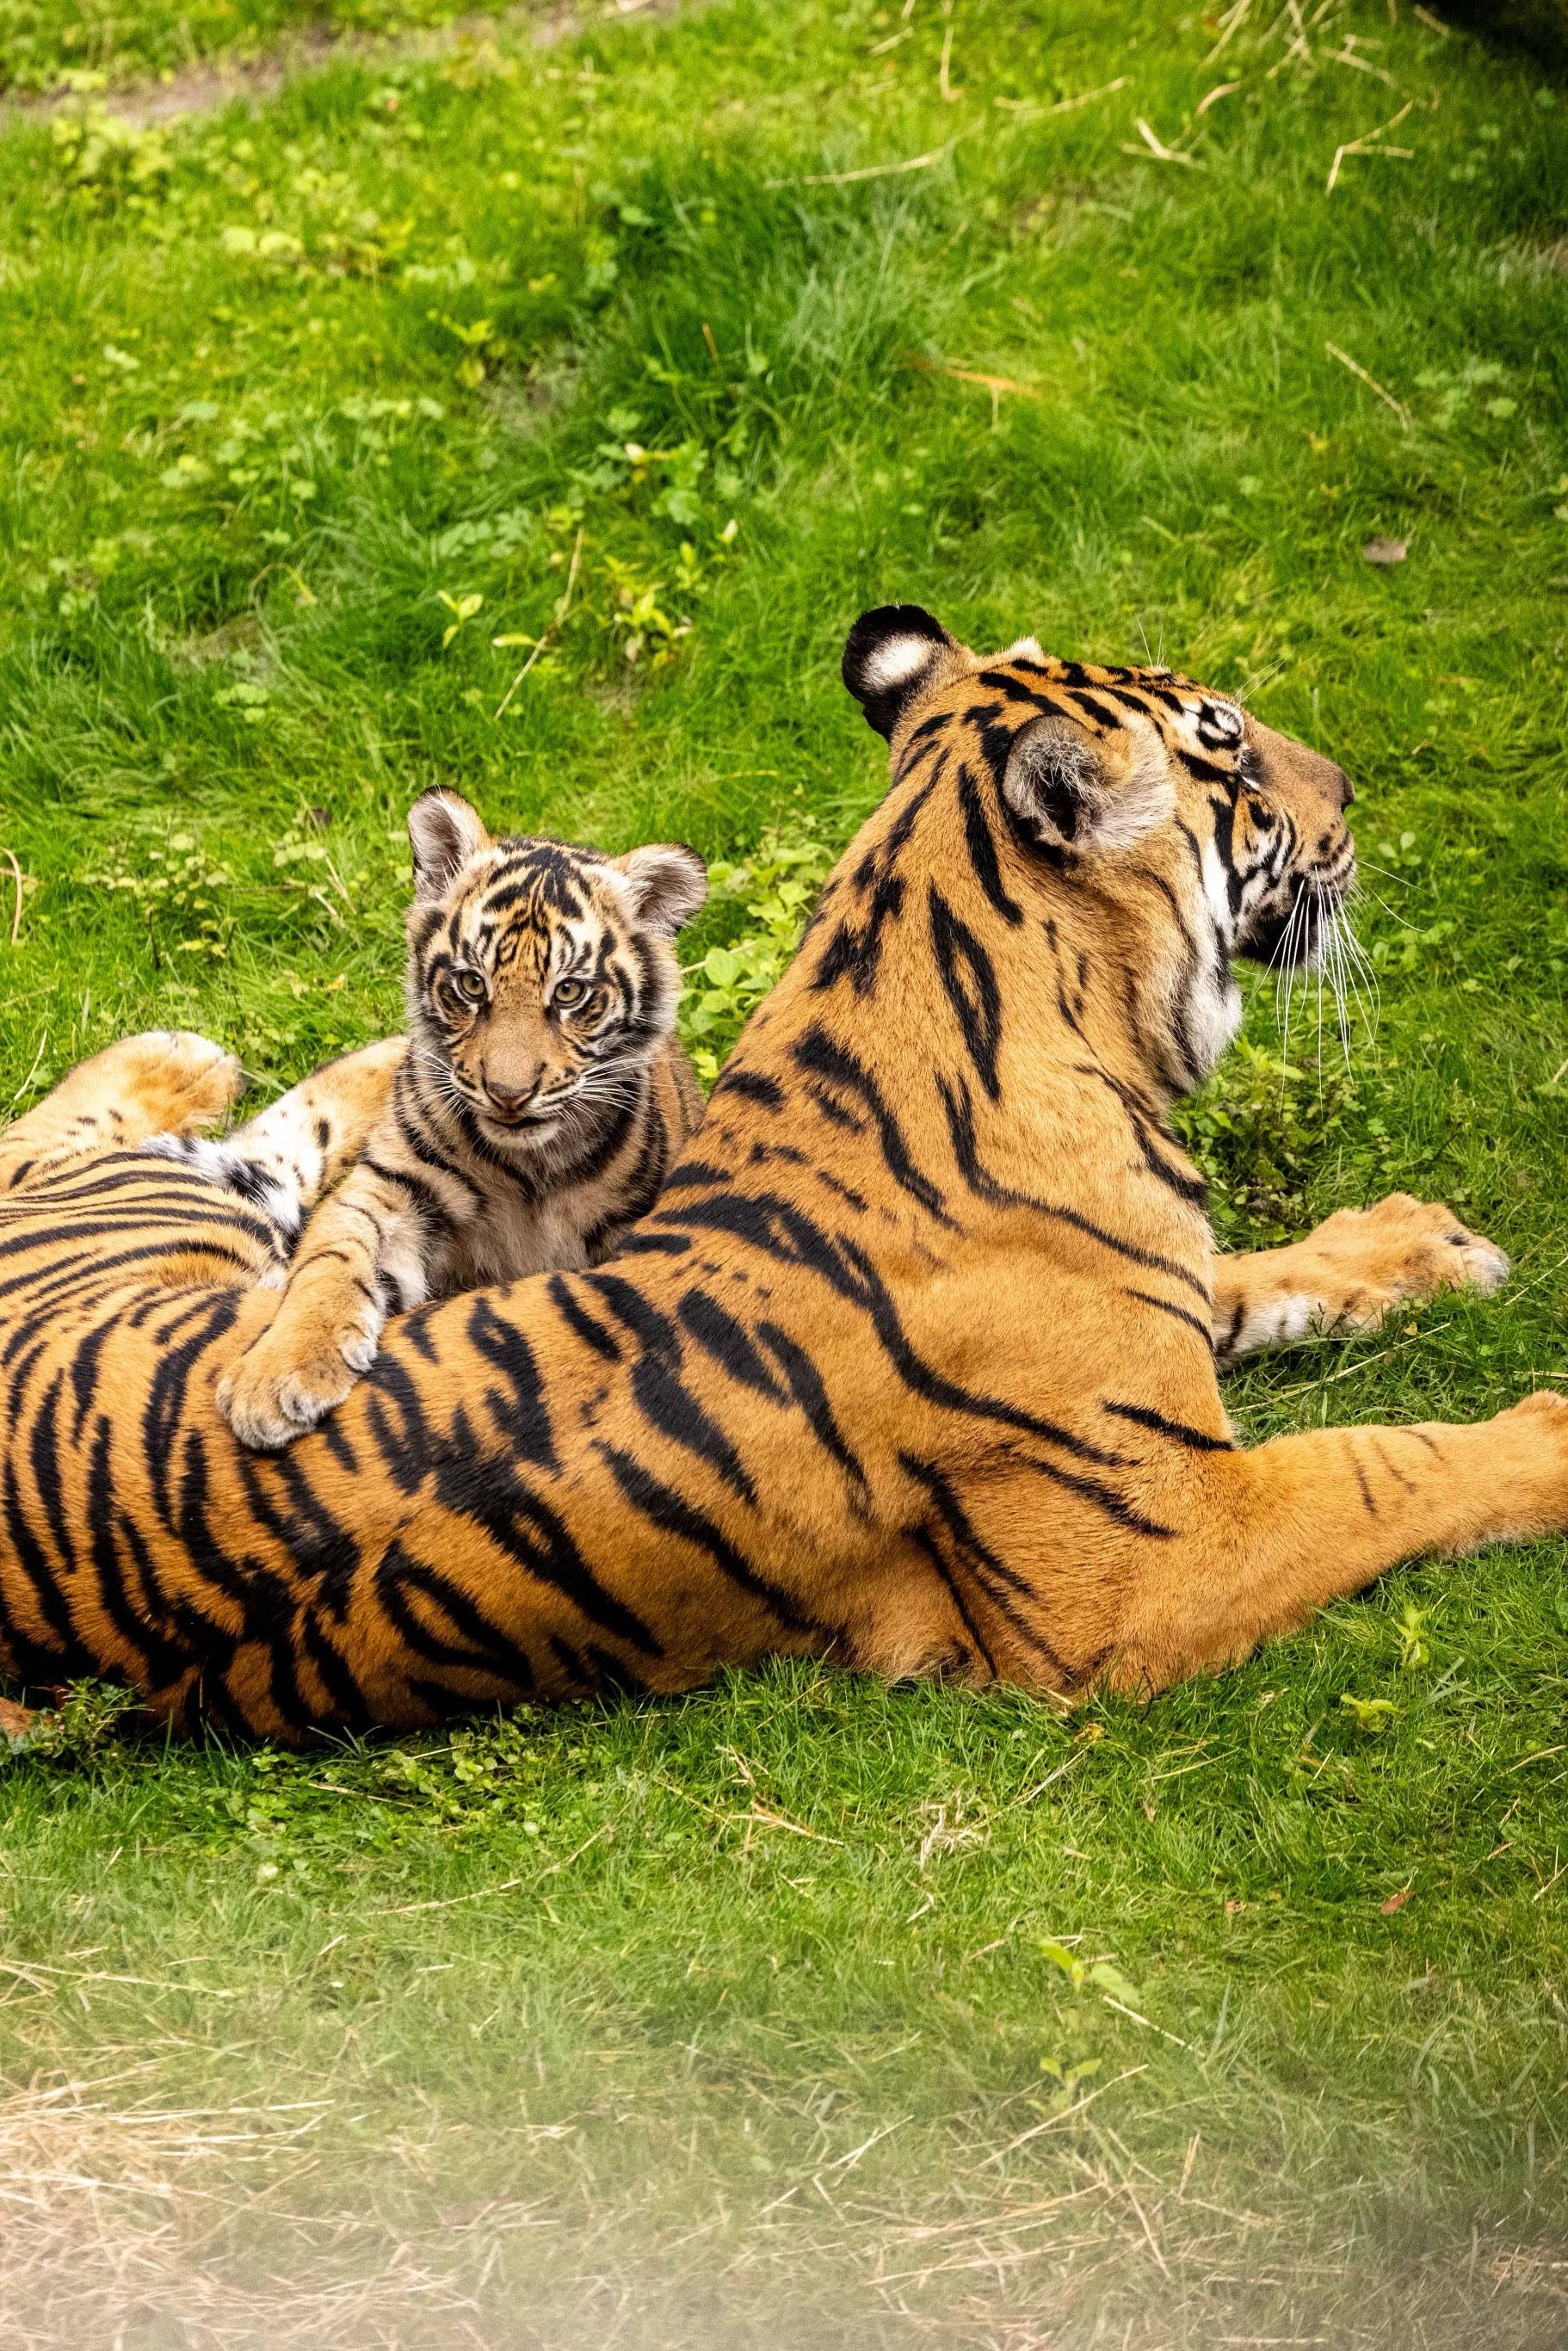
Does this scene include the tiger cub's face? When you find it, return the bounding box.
[404,790,706,1148]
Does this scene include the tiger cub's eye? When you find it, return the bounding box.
[448,968,487,1005]
[552,978,588,1010]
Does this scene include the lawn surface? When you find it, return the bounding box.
[1,1,1566,2343]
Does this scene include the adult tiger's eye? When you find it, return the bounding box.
[449,968,487,1005]
[553,978,587,1009]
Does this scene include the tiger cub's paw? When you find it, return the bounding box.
[1314,1193,1509,1330]
[217,1304,381,1452]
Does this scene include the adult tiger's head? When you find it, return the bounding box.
[404,789,707,1145]
[840,603,1356,1090]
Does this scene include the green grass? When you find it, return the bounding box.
[1,1,1566,2342]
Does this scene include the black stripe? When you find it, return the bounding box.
[173,1424,297,1642]
[792,1027,957,1230]
[361,1354,441,1496]
[937,1072,1211,1299]
[548,1274,621,1361]
[929,885,1003,1101]
[660,1162,732,1191]
[429,1428,664,1655]
[827,1229,1128,1467]
[1370,1435,1417,1495]
[28,1369,77,1578]
[1102,1399,1233,1452]
[1076,1065,1208,1210]
[375,1541,540,1693]
[756,1322,869,1509]
[85,1415,186,1688]
[957,762,1023,926]
[583,1273,757,1505]
[1123,1288,1213,1347]
[363,1156,455,1237]
[238,1447,361,1607]
[677,1292,787,1402]
[1,1452,94,1675]
[1214,1299,1246,1361]
[466,1298,559,1470]
[901,1454,1072,1677]
[595,1441,832,1639]
[649,1184,1131,1467]
[299,1611,373,1730]
[711,1069,783,1111]
[812,780,935,998]
[908,1526,998,1681]
[143,1293,244,1533]
[0,1227,256,1306]
[1015,1450,1176,1540]
[392,1092,482,1201]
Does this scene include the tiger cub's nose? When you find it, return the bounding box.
[484,1071,542,1115]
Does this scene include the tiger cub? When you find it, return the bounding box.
[213,789,707,1450]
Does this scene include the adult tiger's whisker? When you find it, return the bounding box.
[1337,913,1381,1034]
[1350,879,1417,935]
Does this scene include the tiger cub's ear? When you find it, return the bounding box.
[842,604,958,740]
[408,789,490,901]
[614,842,708,937]
[1001,713,1176,854]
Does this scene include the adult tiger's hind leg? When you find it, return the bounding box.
[147,1037,405,1258]
[1102,1391,1568,1696]
[1213,1194,1509,1366]
[0,1030,243,1194]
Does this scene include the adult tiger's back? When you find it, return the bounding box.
[0,608,1563,1738]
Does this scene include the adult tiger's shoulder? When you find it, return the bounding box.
[0,607,1553,1741]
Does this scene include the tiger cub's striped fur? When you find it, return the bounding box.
[192,792,707,1449]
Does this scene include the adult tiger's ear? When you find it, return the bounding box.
[616,842,708,937]
[408,788,490,901]
[842,603,957,740]
[1001,713,1176,853]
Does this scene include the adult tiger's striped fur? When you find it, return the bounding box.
[0,603,1562,1742]
[157,791,707,1450]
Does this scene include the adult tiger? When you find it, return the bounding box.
[0,605,1561,1740]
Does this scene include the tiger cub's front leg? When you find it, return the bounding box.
[217,1162,440,1450]
[1213,1192,1509,1366]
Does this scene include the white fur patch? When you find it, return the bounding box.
[860,634,940,695]
[142,1132,304,1240]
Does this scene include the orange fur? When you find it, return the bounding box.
[0,611,1559,1739]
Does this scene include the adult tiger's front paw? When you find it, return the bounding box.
[217,1311,380,1451]
[128,1030,247,1134]
[1312,1193,1509,1330]
[1491,1390,1568,1534]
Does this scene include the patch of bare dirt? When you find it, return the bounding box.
[6,0,677,128]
